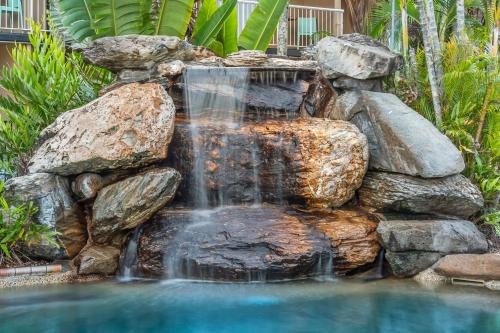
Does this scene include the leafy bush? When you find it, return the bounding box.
[52,0,288,56]
[0,23,113,175]
[0,182,58,266]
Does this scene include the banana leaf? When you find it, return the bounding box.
[92,0,151,37]
[238,0,288,51]
[219,0,238,56]
[155,0,196,38]
[193,0,218,37]
[52,0,96,42]
[193,0,237,47]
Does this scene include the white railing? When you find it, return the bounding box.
[235,1,344,49]
[0,0,48,36]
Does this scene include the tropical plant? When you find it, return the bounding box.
[0,23,113,175]
[0,182,59,266]
[238,0,288,51]
[52,0,288,56]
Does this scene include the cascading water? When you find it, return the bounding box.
[120,67,337,282]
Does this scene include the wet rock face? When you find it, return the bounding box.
[331,91,465,178]
[377,219,488,277]
[29,83,175,176]
[4,173,87,260]
[80,35,215,72]
[358,172,484,219]
[168,118,368,209]
[296,210,381,272]
[91,168,181,244]
[132,206,380,281]
[317,34,403,80]
[169,69,314,117]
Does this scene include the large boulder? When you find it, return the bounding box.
[358,172,484,219]
[317,34,403,79]
[4,173,86,260]
[377,220,488,254]
[331,91,465,177]
[385,252,444,278]
[433,254,500,280]
[75,245,121,275]
[91,168,181,244]
[131,206,380,280]
[79,35,215,72]
[168,118,369,209]
[298,210,381,271]
[378,219,488,277]
[29,83,175,176]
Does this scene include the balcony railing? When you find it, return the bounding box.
[0,1,343,49]
[0,0,47,36]
[235,1,344,49]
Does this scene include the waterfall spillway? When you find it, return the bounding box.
[120,67,342,282]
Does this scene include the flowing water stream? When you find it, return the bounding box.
[120,67,335,281]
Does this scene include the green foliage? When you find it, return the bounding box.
[0,182,58,261]
[0,23,113,175]
[376,2,500,235]
[155,0,195,37]
[193,0,237,51]
[238,0,288,51]
[53,0,287,57]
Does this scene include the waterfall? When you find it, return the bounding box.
[159,67,335,281]
[183,67,258,207]
[119,228,142,281]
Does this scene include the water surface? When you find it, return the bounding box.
[1,279,499,333]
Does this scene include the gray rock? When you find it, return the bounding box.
[330,76,383,92]
[158,60,186,78]
[29,83,175,176]
[317,34,403,79]
[358,172,484,219]
[331,91,465,177]
[76,245,121,275]
[386,251,443,277]
[377,220,488,253]
[91,168,181,244]
[79,35,215,73]
[4,173,87,260]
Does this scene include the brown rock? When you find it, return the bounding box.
[434,254,500,280]
[29,83,175,176]
[168,118,368,209]
[91,168,181,244]
[298,210,381,271]
[72,173,104,201]
[76,245,121,275]
[302,74,338,118]
[132,206,380,280]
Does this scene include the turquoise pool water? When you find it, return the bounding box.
[1,279,499,333]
